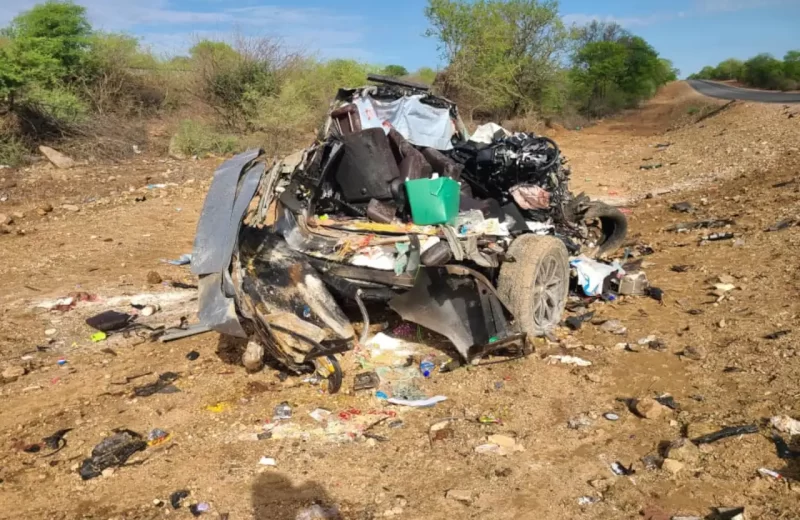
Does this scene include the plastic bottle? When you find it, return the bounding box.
[420,358,435,378]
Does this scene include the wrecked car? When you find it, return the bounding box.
[192,74,627,392]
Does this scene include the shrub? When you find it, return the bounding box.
[0,135,27,166]
[173,120,239,157]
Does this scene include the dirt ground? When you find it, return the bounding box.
[1,82,799,520]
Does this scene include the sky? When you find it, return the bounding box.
[0,0,798,77]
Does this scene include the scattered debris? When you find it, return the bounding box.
[186,350,200,361]
[645,286,665,304]
[757,468,783,480]
[42,428,71,452]
[770,415,800,436]
[474,434,524,456]
[655,395,679,410]
[546,355,592,367]
[617,272,649,296]
[79,429,147,480]
[668,219,735,232]
[604,413,620,421]
[170,490,190,509]
[578,496,601,506]
[765,218,798,232]
[701,232,735,242]
[242,341,265,373]
[713,507,745,520]
[133,372,180,397]
[640,163,663,170]
[764,330,791,340]
[671,202,694,213]
[610,461,634,476]
[258,456,277,467]
[671,265,692,273]
[147,428,171,447]
[771,432,800,460]
[295,505,340,520]
[273,402,293,420]
[164,253,192,266]
[146,271,163,285]
[353,371,380,391]
[309,409,332,423]
[692,424,759,445]
[86,311,133,332]
[189,502,210,516]
[387,396,447,407]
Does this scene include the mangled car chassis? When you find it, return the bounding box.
[193,75,627,392]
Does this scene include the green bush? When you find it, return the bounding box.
[24,84,89,126]
[0,135,27,166]
[173,120,239,157]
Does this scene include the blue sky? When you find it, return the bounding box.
[1,0,798,77]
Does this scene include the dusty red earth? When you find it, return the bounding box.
[0,82,799,519]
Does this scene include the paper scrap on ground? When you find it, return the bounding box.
[387,395,447,407]
[546,355,592,367]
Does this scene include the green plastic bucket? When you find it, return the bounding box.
[405,177,460,226]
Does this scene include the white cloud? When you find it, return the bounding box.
[693,0,796,12]
[0,0,369,60]
[562,12,672,28]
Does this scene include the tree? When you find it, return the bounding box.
[742,53,787,90]
[381,65,409,77]
[573,20,629,47]
[713,58,744,80]
[784,50,800,81]
[425,0,568,118]
[4,1,92,87]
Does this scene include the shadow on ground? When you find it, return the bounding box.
[252,472,340,520]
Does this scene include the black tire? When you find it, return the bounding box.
[583,202,628,257]
[498,235,570,336]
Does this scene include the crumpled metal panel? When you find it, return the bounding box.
[191,148,261,276]
[192,149,265,337]
[389,267,491,359]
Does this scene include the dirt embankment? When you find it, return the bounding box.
[0,82,799,520]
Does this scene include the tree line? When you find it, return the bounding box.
[0,0,677,166]
[689,52,800,91]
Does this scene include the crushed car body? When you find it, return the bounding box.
[192,74,628,391]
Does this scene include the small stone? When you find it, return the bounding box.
[0,214,12,226]
[153,499,164,507]
[242,341,265,373]
[683,346,707,361]
[366,438,377,447]
[568,414,593,430]
[12,211,23,220]
[732,238,745,248]
[101,468,115,477]
[718,319,727,329]
[662,459,684,475]
[2,365,27,382]
[45,328,57,336]
[585,373,601,383]
[634,398,665,419]
[62,204,80,212]
[589,478,615,492]
[487,434,517,449]
[146,271,162,285]
[39,145,75,169]
[717,274,735,284]
[446,489,473,504]
[666,438,700,463]
[495,468,512,478]
[600,320,627,335]
[686,422,718,439]
[37,204,54,216]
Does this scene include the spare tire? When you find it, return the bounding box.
[583,202,628,257]
[498,235,569,336]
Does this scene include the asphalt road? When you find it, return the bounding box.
[687,79,800,103]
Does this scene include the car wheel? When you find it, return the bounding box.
[498,235,569,336]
